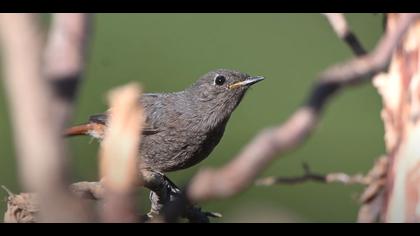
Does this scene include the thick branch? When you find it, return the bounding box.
[0,13,92,222]
[187,13,419,203]
[375,13,420,222]
[45,13,92,128]
[99,83,144,223]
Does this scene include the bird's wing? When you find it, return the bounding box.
[88,93,164,136]
[89,112,161,135]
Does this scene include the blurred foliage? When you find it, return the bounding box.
[0,13,384,222]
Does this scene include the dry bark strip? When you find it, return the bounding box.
[373,14,420,222]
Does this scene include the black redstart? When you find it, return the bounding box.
[65,69,264,173]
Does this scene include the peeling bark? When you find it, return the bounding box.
[373,14,420,222]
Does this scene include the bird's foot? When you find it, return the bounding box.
[141,170,220,223]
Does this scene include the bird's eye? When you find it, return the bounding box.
[214,75,226,86]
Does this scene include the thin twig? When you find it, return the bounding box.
[256,163,370,186]
[1,185,15,197]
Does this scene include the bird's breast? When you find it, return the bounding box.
[140,120,228,172]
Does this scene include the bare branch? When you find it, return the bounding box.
[256,163,370,186]
[322,13,367,56]
[99,83,144,223]
[186,13,420,203]
[0,13,92,222]
[45,13,92,128]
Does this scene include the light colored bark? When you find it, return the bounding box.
[373,14,420,222]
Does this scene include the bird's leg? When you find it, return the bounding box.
[141,170,220,223]
[141,170,180,219]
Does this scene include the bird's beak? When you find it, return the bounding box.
[228,76,265,90]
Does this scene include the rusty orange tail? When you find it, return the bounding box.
[64,123,106,138]
[64,124,91,137]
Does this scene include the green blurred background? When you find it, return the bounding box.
[0,13,385,222]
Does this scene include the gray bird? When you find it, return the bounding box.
[65,69,264,173]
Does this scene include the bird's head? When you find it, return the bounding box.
[187,69,264,123]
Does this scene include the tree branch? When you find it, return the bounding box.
[255,163,370,186]
[45,13,92,129]
[373,13,420,222]
[98,83,144,223]
[0,13,93,222]
[322,13,367,56]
